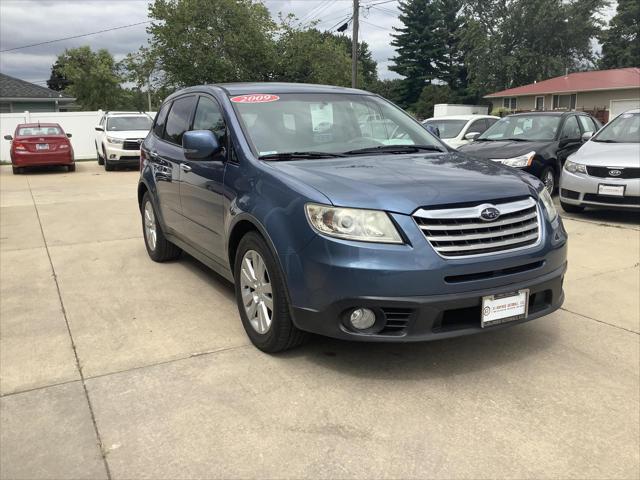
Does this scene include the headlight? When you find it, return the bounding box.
[564,159,587,174]
[538,188,558,222]
[494,151,536,168]
[305,203,403,244]
[106,136,124,145]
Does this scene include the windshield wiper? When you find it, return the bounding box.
[258,151,346,160]
[591,139,618,143]
[503,137,529,142]
[343,144,445,155]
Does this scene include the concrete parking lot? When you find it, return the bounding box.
[1,161,639,479]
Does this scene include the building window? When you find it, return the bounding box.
[502,97,517,110]
[535,96,545,111]
[552,94,577,110]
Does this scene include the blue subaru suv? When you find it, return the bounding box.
[138,83,567,352]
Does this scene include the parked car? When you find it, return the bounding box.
[422,115,499,149]
[560,109,640,212]
[458,111,602,193]
[138,83,567,353]
[95,112,153,171]
[4,123,74,174]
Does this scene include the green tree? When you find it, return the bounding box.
[390,0,444,104]
[274,20,353,86]
[331,34,379,87]
[46,59,70,92]
[599,0,640,69]
[54,46,124,110]
[366,78,404,104]
[120,47,163,110]
[413,84,452,119]
[462,0,606,97]
[147,0,277,86]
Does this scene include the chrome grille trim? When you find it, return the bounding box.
[413,197,541,258]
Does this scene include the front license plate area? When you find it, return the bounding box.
[598,184,624,197]
[36,144,49,150]
[481,289,529,327]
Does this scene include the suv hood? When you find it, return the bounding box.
[458,140,551,159]
[573,140,640,167]
[104,130,149,139]
[267,152,539,214]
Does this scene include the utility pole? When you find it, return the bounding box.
[351,0,359,88]
[147,74,152,112]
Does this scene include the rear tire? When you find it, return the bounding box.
[68,163,76,172]
[11,166,21,175]
[560,201,585,214]
[141,192,181,262]
[234,232,307,353]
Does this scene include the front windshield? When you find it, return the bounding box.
[230,93,442,157]
[594,112,640,143]
[479,115,561,141]
[107,116,152,131]
[423,119,467,139]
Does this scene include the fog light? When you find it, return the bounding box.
[350,308,376,330]
[110,154,116,159]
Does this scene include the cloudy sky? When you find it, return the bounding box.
[0,0,402,86]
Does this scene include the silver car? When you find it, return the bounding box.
[560,109,640,212]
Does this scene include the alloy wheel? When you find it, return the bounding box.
[240,250,273,334]
[144,201,157,251]
[543,169,555,194]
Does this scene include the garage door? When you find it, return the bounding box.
[610,98,640,119]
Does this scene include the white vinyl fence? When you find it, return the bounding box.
[0,110,155,162]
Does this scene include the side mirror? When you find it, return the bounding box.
[425,125,440,137]
[3,135,13,141]
[66,133,73,138]
[464,132,481,141]
[94,125,104,132]
[581,131,593,142]
[182,130,222,160]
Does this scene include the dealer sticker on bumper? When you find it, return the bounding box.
[481,289,529,327]
[598,184,625,197]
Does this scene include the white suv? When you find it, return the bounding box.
[422,115,499,149]
[95,112,153,171]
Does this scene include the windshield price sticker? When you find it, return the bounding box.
[230,94,280,103]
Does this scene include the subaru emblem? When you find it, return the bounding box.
[480,207,500,221]
[609,169,622,177]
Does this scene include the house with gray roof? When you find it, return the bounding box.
[0,73,75,113]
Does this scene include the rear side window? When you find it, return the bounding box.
[578,115,595,134]
[468,119,489,135]
[153,102,171,137]
[560,116,581,139]
[192,96,227,145]
[163,96,196,145]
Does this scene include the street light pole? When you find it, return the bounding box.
[351,0,359,88]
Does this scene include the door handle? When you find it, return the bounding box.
[180,163,192,172]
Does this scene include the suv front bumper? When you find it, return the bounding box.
[104,144,141,165]
[284,212,567,342]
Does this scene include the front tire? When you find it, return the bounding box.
[234,232,306,353]
[141,192,181,262]
[560,201,585,214]
[540,167,556,194]
[96,144,104,165]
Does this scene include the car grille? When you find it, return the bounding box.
[123,139,143,150]
[413,197,541,258]
[587,166,640,179]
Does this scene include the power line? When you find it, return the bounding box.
[0,20,152,53]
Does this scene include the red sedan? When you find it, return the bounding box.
[4,123,75,174]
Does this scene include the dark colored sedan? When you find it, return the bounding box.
[4,123,75,174]
[458,112,602,193]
